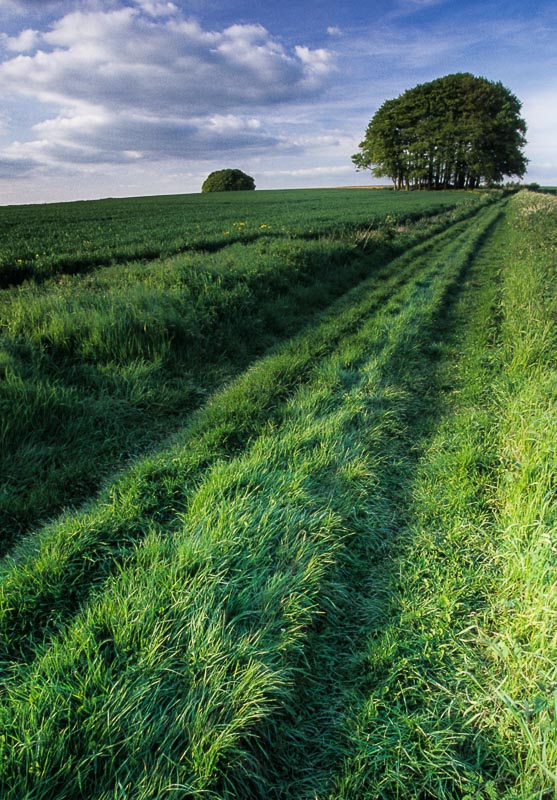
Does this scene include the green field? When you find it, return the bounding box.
[0,188,477,288]
[0,188,490,548]
[0,188,556,799]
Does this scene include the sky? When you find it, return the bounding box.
[0,0,555,204]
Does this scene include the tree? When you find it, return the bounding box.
[201,169,256,193]
[352,74,528,190]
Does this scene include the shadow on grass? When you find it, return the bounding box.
[251,209,507,797]
[0,224,456,668]
[0,204,491,554]
[0,205,512,799]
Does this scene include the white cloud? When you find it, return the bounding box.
[0,0,73,15]
[0,6,336,174]
[205,115,262,133]
[294,45,337,88]
[0,154,38,178]
[1,12,335,107]
[389,0,447,17]
[4,106,282,169]
[132,0,178,16]
[4,28,40,51]
[398,0,447,6]
[262,164,352,178]
[521,87,557,180]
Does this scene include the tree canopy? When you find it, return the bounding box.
[352,73,528,190]
[201,169,256,193]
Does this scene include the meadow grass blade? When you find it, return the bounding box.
[0,204,502,668]
[328,191,557,799]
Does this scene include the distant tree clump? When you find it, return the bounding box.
[352,73,528,190]
[201,169,256,193]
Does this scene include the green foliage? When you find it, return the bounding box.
[353,73,528,190]
[331,191,557,798]
[0,197,508,797]
[201,168,256,193]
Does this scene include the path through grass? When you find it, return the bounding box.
[0,194,495,550]
[2,192,555,798]
[330,191,557,799]
[0,198,514,798]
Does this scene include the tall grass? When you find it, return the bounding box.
[4,190,551,798]
[0,188,494,287]
[0,196,496,550]
[0,203,503,656]
[329,190,557,799]
[470,191,557,798]
[0,202,504,798]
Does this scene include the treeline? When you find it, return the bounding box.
[353,73,528,190]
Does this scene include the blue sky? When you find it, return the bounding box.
[0,0,555,203]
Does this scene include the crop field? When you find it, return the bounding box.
[0,188,487,548]
[0,188,556,798]
[0,188,474,288]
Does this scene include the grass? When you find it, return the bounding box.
[0,189,555,799]
[0,189,498,550]
[0,198,507,798]
[471,191,557,798]
[0,201,503,657]
[0,187,490,287]
[330,206,510,799]
[329,190,557,799]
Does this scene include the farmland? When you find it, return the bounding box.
[0,188,474,288]
[0,188,487,548]
[0,187,556,798]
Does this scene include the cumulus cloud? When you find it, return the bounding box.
[12,108,282,164]
[0,5,336,175]
[3,28,40,51]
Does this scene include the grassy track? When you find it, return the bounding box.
[0,191,496,550]
[0,201,503,661]
[1,191,554,799]
[0,198,512,797]
[329,191,557,799]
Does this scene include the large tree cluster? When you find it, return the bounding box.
[353,73,528,190]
